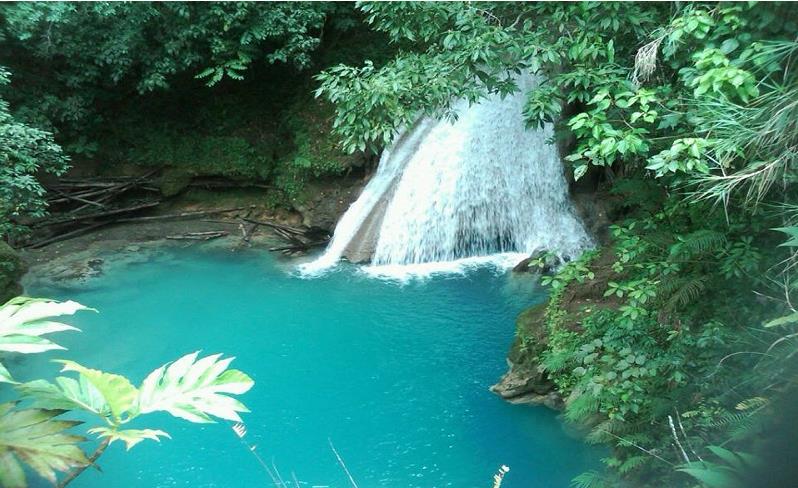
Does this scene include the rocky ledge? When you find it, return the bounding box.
[492,247,620,412]
[490,303,564,410]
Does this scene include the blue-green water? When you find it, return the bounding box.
[20,246,598,488]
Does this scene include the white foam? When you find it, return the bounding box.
[359,252,529,283]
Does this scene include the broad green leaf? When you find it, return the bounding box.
[773,226,798,247]
[573,164,588,181]
[137,352,254,423]
[0,334,65,354]
[0,450,25,488]
[706,446,751,471]
[0,297,90,357]
[0,362,14,384]
[88,427,171,450]
[764,312,798,328]
[17,376,110,417]
[678,463,742,488]
[0,297,91,332]
[56,361,138,421]
[0,402,88,487]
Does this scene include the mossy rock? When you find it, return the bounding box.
[509,301,549,365]
[492,301,557,401]
[159,167,194,197]
[0,241,26,304]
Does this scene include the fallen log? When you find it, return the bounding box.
[115,207,248,223]
[188,179,277,191]
[268,240,329,253]
[27,221,112,249]
[166,231,228,241]
[49,189,106,209]
[241,218,307,237]
[239,221,259,247]
[35,201,162,227]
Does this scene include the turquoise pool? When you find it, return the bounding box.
[20,246,599,487]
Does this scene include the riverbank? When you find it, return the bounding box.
[17,171,367,292]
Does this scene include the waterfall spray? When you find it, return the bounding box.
[301,74,591,278]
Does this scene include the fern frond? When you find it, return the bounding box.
[586,419,626,444]
[618,454,650,474]
[735,397,768,411]
[670,230,727,259]
[661,274,710,311]
[570,470,612,488]
[706,411,750,429]
[540,350,574,373]
[565,393,600,423]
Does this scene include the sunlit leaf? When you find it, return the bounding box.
[0,362,14,384]
[17,376,110,417]
[88,427,171,450]
[137,352,254,423]
[0,402,88,488]
[0,297,91,356]
[56,361,138,421]
[764,312,798,328]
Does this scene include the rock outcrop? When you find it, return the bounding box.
[293,177,366,233]
[494,247,622,411]
[490,303,563,410]
[512,250,562,274]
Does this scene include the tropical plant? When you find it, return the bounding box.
[0,68,69,240]
[0,297,254,488]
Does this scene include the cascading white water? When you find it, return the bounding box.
[301,74,592,277]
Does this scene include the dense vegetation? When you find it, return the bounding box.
[1,1,797,487]
[313,2,798,487]
[0,2,388,240]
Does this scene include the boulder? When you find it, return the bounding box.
[512,250,561,274]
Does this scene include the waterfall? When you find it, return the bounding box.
[300,74,591,277]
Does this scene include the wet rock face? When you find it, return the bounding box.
[490,302,563,410]
[293,177,366,233]
[571,191,613,245]
[0,241,27,304]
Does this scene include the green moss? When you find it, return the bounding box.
[271,96,358,204]
[0,241,26,304]
[131,133,273,180]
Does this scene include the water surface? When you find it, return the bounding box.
[21,246,598,488]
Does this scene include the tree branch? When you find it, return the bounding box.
[57,437,111,488]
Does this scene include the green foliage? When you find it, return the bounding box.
[1,2,797,486]
[344,8,793,483]
[677,446,759,488]
[0,68,69,239]
[1,297,254,487]
[0,3,367,212]
[0,402,88,488]
[0,297,91,383]
[1,2,336,94]
[136,351,253,423]
[131,133,272,180]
